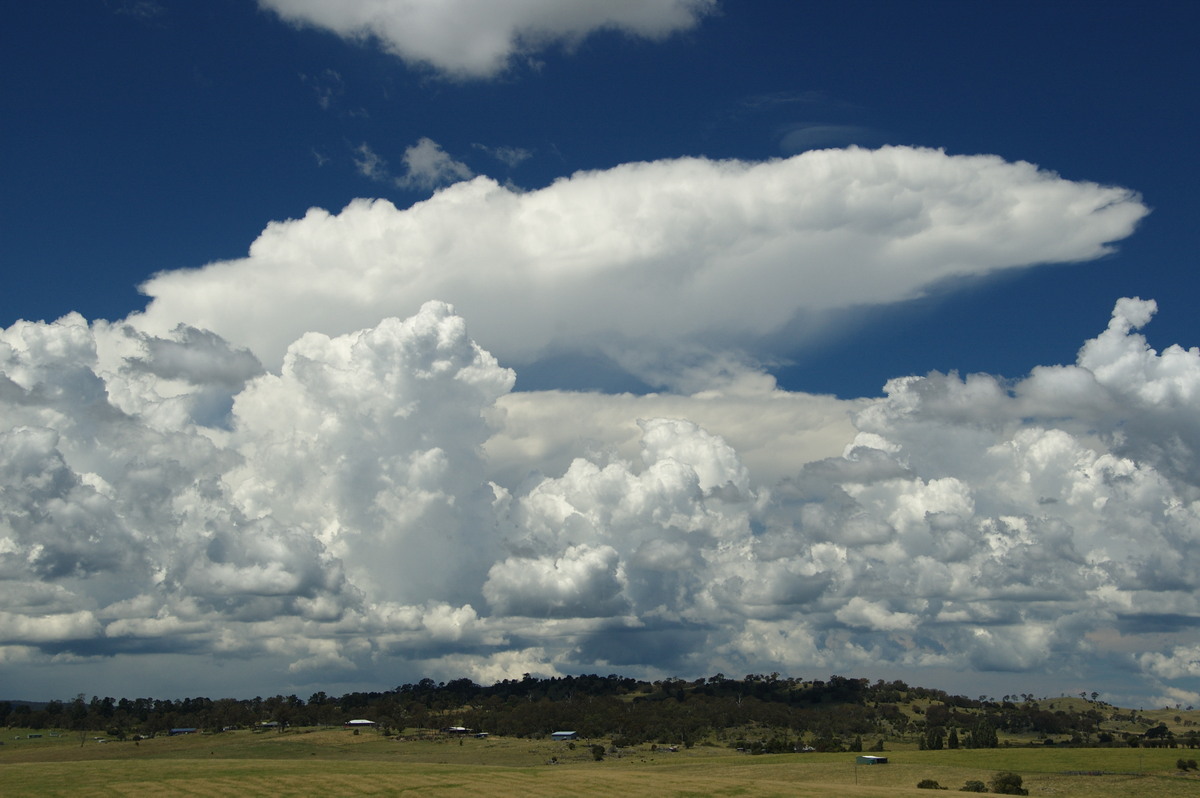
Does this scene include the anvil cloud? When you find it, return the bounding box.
[131,147,1145,388]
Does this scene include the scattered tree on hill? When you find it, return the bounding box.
[965,720,998,748]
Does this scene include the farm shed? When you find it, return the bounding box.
[856,755,888,764]
[551,731,578,741]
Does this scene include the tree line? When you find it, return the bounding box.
[2,673,1194,750]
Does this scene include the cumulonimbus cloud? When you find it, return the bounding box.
[129,146,1147,388]
[258,0,717,79]
[4,296,1200,704]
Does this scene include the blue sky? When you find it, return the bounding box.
[2,1,1200,707]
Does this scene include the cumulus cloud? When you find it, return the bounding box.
[130,146,1147,389]
[483,380,862,489]
[9,257,1200,704]
[258,0,717,79]
[1140,645,1200,680]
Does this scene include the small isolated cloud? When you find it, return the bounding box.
[473,143,533,168]
[779,123,881,153]
[301,69,344,111]
[352,142,388,181]
[258,0,717,79]
[108,0,166,22]
[398,137,474,189]
[353,139,474,191]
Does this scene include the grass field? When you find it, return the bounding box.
[4,727,1200,797]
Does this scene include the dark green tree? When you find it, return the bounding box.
[989,772,1028,795]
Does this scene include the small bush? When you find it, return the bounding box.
[591,744,605,761]
[916,779,947,790]
[990,771,1028,795]
[960,780,986,792]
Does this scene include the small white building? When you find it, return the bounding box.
[344,719,377,728]
[551,731,578,741]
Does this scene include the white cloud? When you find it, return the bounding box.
[835,596,919,631]
[483,382,861,489]
[353,142,389,181]
[1151,685,1200,709]
[354,139,474,191]
[1140,645,1200,680]
[130,147,1147,390]
[258,0,717,79]
[10,252,1200,702]
[398,137,474,189]
[0,610,102,644]
[484,543,628,617]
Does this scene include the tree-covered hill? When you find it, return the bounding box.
[4,674,1198,752]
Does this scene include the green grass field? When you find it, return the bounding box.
[4,727,1200,797]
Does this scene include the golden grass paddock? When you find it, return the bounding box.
[4,726,1200,797]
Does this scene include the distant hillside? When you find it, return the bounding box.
[4,675,1199,752]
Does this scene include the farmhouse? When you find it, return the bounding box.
[169,728,198,736]
[856,755,888,764]
[551,731,578,741]
[344,719,376,728]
